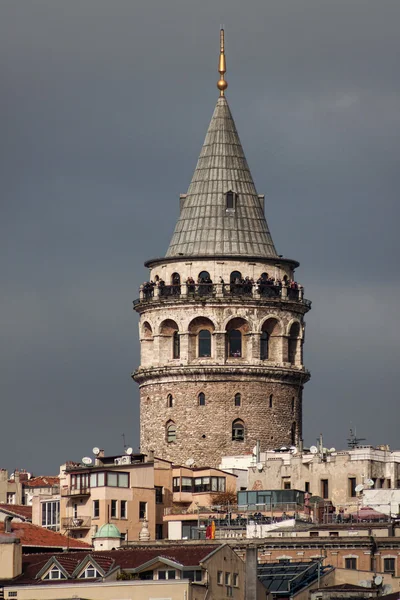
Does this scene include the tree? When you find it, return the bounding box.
[210,488,237,509]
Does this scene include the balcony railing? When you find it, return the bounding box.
[134,282,311,309]
[62,516,92,529]
[61,486,90,497]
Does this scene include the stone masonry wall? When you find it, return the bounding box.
[139,378,303,468]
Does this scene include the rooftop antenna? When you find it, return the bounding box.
[217,28,228,96]
[347,427,366,449]
[122,433,127,451]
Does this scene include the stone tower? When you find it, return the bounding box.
[133,31,311,468]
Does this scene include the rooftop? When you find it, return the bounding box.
[0,521,91,551]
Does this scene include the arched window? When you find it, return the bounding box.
[269,394,273,408]
[260,331,269,360]
[198,392,206,406]
[234,393,241,407]
[291,422,296,445]
[230,271,242,284]
[167,394,173,408]
[173,331,180,359]
[171,272,180,285]
[198,329,211,357]
[166,422,176,443]
[228,330,242,357]
[198,271,210,282]
[232,419,245,441]
[288,322,301,364]
[226,190,237,211]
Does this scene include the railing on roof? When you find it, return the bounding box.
[62,516,92,529]
[60,486,90,497]
[134,282,311,309]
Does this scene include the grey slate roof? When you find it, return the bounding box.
[166,96,278,259]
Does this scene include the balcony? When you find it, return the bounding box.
[62,516,92,529]
[134,282,311,309]
[61,486,90,497]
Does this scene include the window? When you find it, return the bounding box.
[291,397,295,412]
[93,500,99,518]
[43,566,67,580]
[232,419,245,441]
[194,476,225,493]
[225,572,231,585]
[321,479,329,499]
[79,565,101,579]
[183,570,202,582]
[158,570,176,580]
[106,472,129,488]
[156,523,163,539]
[305,482,310,493]
[8,593,18,598]
[173,331,180,359]
[139,501,147,520]
[41,500,60,530]
[6,492,15,504]
[120,500,127,519]
[226,190,236,210]
[329,531,339,537]
[228,329,242,357]
[260,331,269,360]
[198,270,210,281]
[291,422,296,445]
[182,477,193,492]
[167,422,176,443]
[233,573,239,587]
[269,394,273,408]
[384,558,395,574]
[198,392,206,406]
[217,571,223,585]
[310,531,319,538]
[198,330,211,357]
[173,477,180,492]
[284,481,291,490]
[111,499,118,518]
[234,393,241,407]
[345,557,357,570]
[167,394,174,408]
[155,486,163,504]
[348,477,357,497]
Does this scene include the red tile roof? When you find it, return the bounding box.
[0,504,32,521]
[2,544,222,585]
[0,522,91,550]
[23,476,59,488]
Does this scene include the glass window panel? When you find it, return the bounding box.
[228,330,242,357]
[97,472,105,486]
[118,473,129,488]
[198,330,211,357]
[108,472,118,487]
[90,473,97,488]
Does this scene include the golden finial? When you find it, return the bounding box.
[217,28,228,96]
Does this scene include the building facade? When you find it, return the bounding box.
[133,31,311,468]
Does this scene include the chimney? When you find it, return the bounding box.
[147,450,155,462]
[4,516,13,534]
[98,449,105,458]
[245,544,258,599]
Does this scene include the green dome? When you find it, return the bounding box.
[94,523,122,539]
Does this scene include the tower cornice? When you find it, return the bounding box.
[144,255,300,269]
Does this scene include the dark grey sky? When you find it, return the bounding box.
[1,0,399,474]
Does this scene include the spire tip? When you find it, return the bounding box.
[217,28,228,96]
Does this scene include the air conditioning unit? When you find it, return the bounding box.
[120,456,131,465]
[114,458,122,465]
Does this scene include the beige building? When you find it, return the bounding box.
[0,539,266,600]
[133,31,311,468]
[240,445,400,509]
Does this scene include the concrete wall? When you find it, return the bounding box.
[0,539,22,579]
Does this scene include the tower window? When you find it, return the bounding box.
[226,190,237,211]
[167,394,174,408]
[269,394,273,408]
[198,392,206,406]
[173,331,180,359]
[166,422,176,443]
[232,419,245,441]
[234,393,241,407]
[198,329,211,357]
[228,330,242,357]
[291,422,296,445]
[291,397,295,412]
[260,331,269,360]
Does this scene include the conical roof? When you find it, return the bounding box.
[166,96,278,259]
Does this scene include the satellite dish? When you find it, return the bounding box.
[125,447,133,455]
[374,576,383,586]
[185,458,195,467]
[291,447,298,455]
[366,479,374,488]
[257,462,264,471]
[82,457,92,465]
[329,447,336,453]
[355,483,365,493]
[92,447,100,456]
[310,445,318,454]
[280,446,288,451]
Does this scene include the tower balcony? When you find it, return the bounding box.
[62,516,92,530]
[134,282,311,311]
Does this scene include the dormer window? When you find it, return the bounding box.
[226,190,237,212]
[43,566,67,580]
[79,565,101,579]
